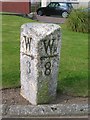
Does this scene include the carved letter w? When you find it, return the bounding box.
[23,36,31,51]
[43,39,54,55]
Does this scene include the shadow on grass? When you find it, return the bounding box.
[0,12,30,19]
[57,75,88,97]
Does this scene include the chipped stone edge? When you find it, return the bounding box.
[0,104,89,118]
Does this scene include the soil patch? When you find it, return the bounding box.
[1,88,88,105]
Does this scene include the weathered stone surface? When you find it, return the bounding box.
[20,23,61,105]
[1,104,89,117]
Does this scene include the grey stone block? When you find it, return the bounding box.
[2,104,89,117]
[20,23,61,105]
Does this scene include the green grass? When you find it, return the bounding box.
[2,15,36,88]
[1,15,88,97]
[58,24,88,97]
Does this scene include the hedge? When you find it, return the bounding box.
[66,9,88,33]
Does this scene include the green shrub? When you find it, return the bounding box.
[66,9,88,33]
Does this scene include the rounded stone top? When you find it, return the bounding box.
[21,23,61,39]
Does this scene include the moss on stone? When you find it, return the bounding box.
[37,80,50,104]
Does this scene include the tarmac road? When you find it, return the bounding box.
[35,14,66,24]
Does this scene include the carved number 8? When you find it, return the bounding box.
[44,62,51,76]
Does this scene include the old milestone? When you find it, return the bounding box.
[20,23,61,105]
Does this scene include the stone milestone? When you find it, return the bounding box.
[20,23,61,105]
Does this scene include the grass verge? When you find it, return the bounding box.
[58,24,88,96]
[2,15,88,97]
[2,15,36,88]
